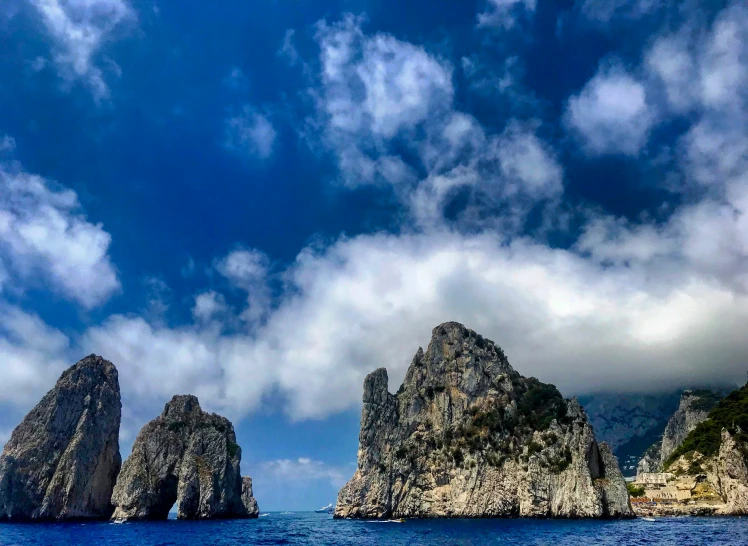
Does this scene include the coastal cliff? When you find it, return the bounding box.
[111,395,258,520]
[0,355,122,521]
[631,384,748,516]
[636,389,723,477]
[335,322,633,519]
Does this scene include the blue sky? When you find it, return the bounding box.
[0,0,747,510]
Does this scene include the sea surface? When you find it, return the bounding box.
[1,512,747,545]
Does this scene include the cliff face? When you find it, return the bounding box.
[335,322,633,519]
[712,430,748,514]
[659,391,721,466]
[111,395,258,520]
[241,477,260,517]
[636,389,723,477]
[636,441,662,477]
[0,355,122,521]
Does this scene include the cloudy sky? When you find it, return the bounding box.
[0,0,746,509]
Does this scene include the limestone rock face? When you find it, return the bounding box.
[636,441,662,478]
[111,395,256,520]
[714,430,748,514]
[659,391,719,466]
[335,322,633,519]
[241,477,259,517]
[0,355,122,521]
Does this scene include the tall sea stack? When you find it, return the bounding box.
[111,394,258,520]
[335,322,633,519]
[0,355,122,521]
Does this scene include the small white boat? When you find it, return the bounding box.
[642,517,656,522]
[259,513,270,517]
[315,503,334,514]
[112,518,127,524]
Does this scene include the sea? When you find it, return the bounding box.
[1,512,747,545]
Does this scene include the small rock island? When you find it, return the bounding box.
[0,355,122,521]
[0,355,259,522]
[335,322,633,519]
[111,394,259,520]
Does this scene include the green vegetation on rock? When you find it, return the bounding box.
[626,483,645,497]
[665,384,748,466]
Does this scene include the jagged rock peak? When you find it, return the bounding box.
[659,390,722,466]
[335,322,632,520]
[241,477,259,517]
[111,394,258,521]
[0,355,122,521]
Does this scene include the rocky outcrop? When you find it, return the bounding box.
[635,389,723,477]
[713,430,748,514]
[335,322,633,519]
[0,355,121,521]
[111,395,257,520]
[659,390,721,466]
[241,477,259,517]
[636,441,662,478]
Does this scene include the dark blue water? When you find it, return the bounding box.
[1,513,747,545]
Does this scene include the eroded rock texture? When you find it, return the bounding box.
[111,395,258,520]
[0,355,121,521]
[335,322,633,519]
[660,390,722,466]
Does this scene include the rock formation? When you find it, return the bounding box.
[636,441,662,477]
[712,430,748,514]
[241,477,259,517]
[0,355,122,521]
[659,390,722,466]
[335,322,633,519]
[111,395,258,520]
[636,389,723,477]
[645,384,748,515]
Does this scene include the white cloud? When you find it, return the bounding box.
[315,14,453,138]
[312,15,453,187]
[494,121,563,200]
[0,136,15,153]
[225,106,277,159]
[278,29,299,66]
[0,161,120,308]
[74,226,748,424]
[216,248,270,325]
[192,290,228,323]
[565,62,655,155]
[477,0,536,29]
[310,15,561,231]
[216,248,268,289]
[0,304,70,407]
[29,0,134,99]
[260,458,349,488]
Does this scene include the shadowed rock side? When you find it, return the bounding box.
[659,390,723,467]
[111,395,258,520]
[242,477,259,517]
[0,355,122,521]
[335,322,633,519]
